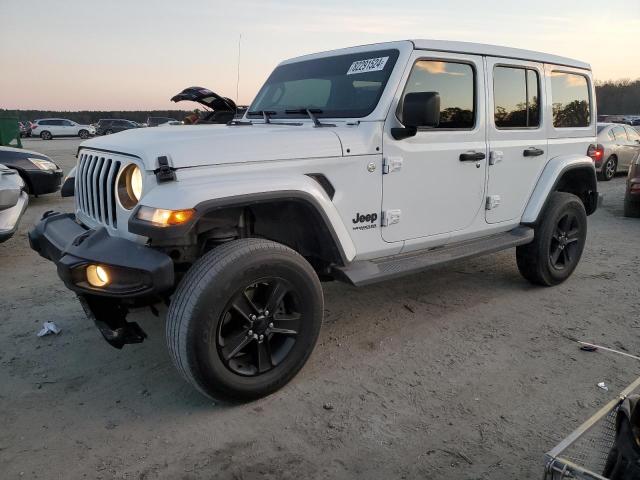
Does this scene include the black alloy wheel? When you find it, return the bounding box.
[549,212,581,271]
[217,278,302,376]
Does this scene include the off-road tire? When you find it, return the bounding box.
[40,131,52,140]
[78,129,89,139]
[516,192,587,286]
[598,156,617,181]
[166,238,323,402]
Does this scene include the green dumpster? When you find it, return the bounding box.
[0,117,22,148]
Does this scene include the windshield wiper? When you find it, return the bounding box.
[284,108,335,128]
[247,110,276,123]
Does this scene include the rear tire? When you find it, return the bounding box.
[517,192,587,286]
[598,156,617,181]
[40,131,52,140]
[166,238,323,402]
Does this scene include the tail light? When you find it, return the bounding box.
[31,124,38,129]
[587,144,604,162]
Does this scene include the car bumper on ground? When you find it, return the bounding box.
[25,168,63,195]
[28,212,174,298]
[0,191,28,243]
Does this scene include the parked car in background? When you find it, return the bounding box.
[95,119,141,135]
[0,163,28,243]
[631,118,640,127]
[31,119,95,140]
[146,117,178,127]
[0,146,63,195]
[592,123,640,180]
[624,155,640,217]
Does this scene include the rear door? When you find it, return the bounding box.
[486,58,547,223]
[612,125,633,168]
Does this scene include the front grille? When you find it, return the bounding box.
[75,153,122,227]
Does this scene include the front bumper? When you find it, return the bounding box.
[26,168,63,195]
[29,212,174,298]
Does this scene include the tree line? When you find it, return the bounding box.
[595,79,640,114]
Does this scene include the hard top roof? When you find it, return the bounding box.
[282,40,591,71]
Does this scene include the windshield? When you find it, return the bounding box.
[249,49,399,119]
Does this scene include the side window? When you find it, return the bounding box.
[612,126,627,141]
[550,71,591,128]
[493,66,540,128]
[51,120,64,126]
[62,120,73,126]
[400,60,475,129]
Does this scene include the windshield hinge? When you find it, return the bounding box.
[154,156,176,183]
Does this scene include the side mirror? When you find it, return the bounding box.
[61,166,76,197]
[392,92,440,140]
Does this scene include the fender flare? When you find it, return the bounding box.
[129,175,356,263]
[521,154,598,225]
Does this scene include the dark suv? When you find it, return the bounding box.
[95,119,140,135]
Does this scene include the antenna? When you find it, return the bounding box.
[236,33,242,105]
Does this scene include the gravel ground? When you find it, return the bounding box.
[1,138,639,479]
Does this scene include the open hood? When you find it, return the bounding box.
[171,87,236,111]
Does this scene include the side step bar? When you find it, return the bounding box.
[334,226,534,286]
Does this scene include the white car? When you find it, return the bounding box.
[30,40,600,401]
[0,164,28,243]
[31,118,95,140]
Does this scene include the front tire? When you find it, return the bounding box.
[166,238,323,402]
[40,131,52,140]
[516,192,587,286]
[78,129,89,139]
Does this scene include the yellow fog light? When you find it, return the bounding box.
[86,265,110,287]
[136,206,195,226]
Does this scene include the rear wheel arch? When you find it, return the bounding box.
[525,164,598,226]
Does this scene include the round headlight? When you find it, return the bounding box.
[117,164,143,209]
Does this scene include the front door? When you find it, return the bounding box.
[381,52,487,243]
[485,58,548,223]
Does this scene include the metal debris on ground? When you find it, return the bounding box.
[37,322,61,337]
[597,382,609,392]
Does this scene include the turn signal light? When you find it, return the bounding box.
[86,265,110,287]
[136,206,195,226]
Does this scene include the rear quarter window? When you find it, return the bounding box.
[550,71,591,128]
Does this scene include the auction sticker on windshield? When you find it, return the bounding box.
[347,57,389,75]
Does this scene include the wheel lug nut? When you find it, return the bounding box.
[250,315,257,321]
[269,323,274,328]
[264,310,269,316]
[253,334,258,339]
[247,330,253,336]
[259,334,264,341]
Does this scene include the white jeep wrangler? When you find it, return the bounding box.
[30,40,600,401]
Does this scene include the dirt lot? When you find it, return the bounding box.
[1,137,639,479]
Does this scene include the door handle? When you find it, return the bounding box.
[459,151,486,162]
[523,147,544,157]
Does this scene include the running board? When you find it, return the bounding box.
[334,226,534,286]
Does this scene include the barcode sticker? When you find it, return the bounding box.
[347,56,389,75]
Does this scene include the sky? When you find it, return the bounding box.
[1,0,639,111]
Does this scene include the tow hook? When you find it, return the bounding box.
[78,295,147,349]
